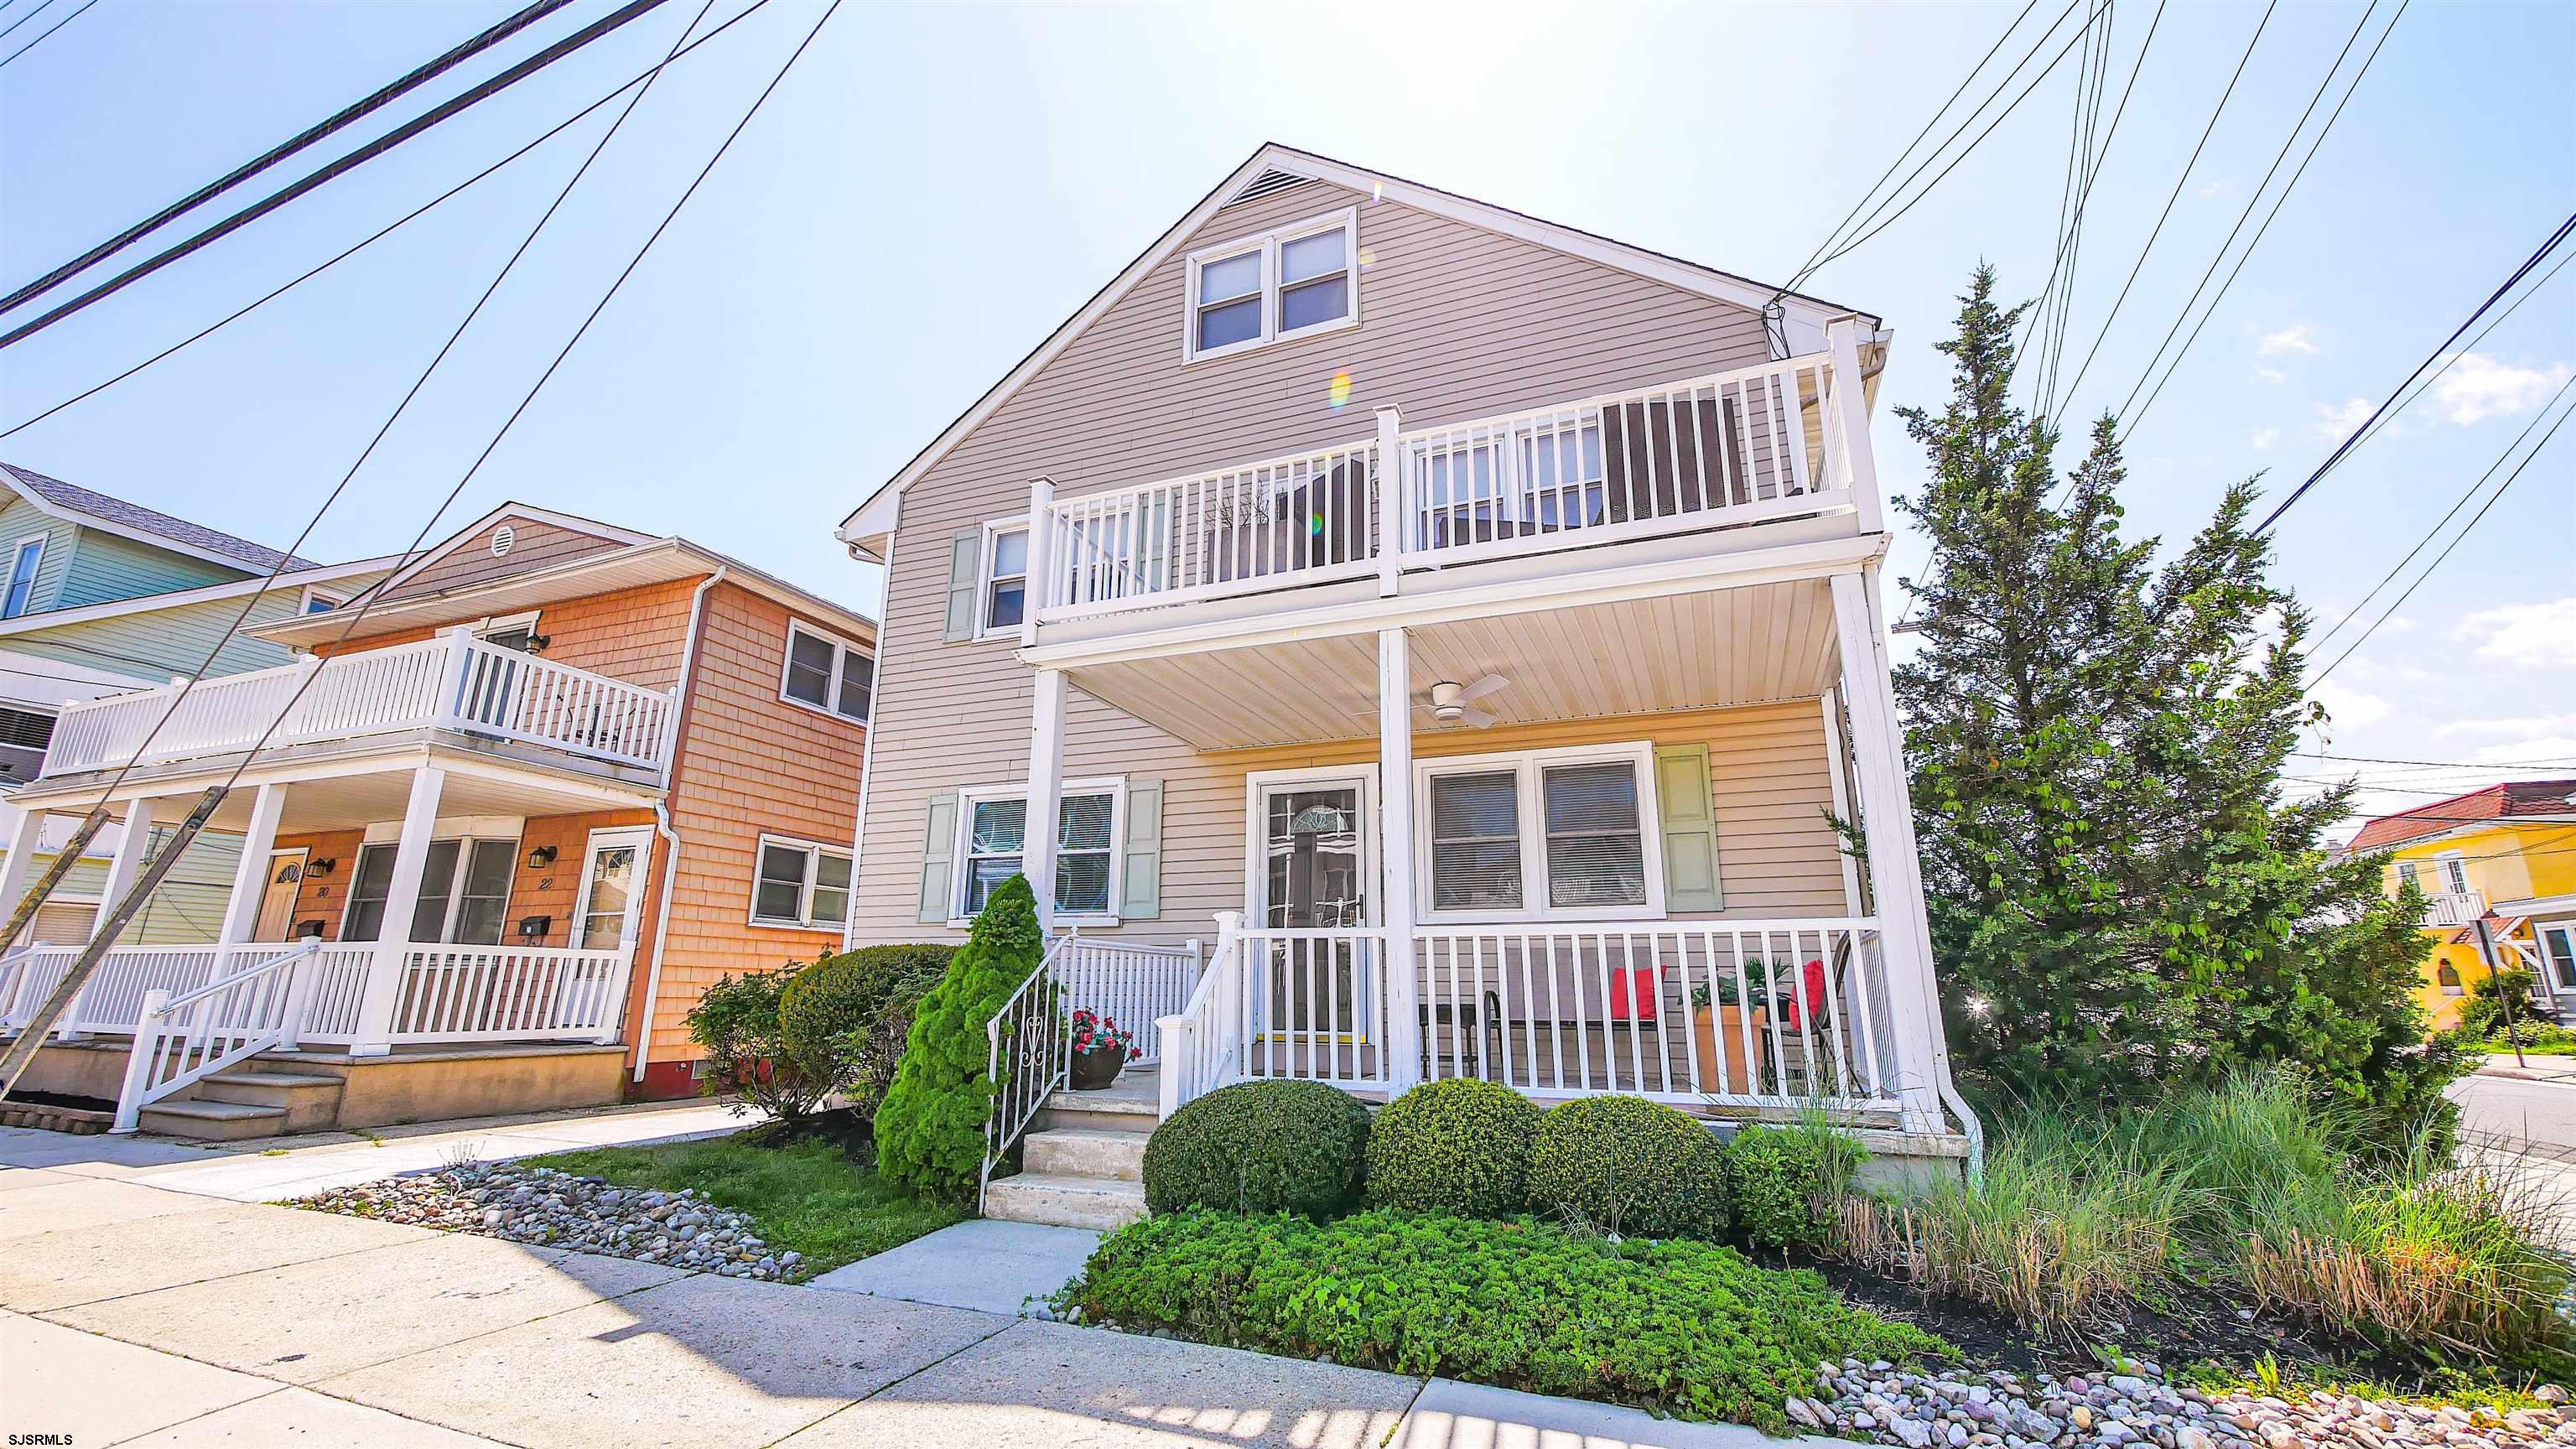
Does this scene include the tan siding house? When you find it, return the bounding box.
[836,146,1976,1215]
[3,503,875,1133]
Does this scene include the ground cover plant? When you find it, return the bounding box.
[1055,1208,1950,1431]
[528,1135,964,1277]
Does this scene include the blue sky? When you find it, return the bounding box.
[1,0,2568,836]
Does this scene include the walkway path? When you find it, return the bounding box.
[3,1113,1812,1449]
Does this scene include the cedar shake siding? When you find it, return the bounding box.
[849,179,1826,946]
[317,577,699,691]
[655,583,869,1061]
[378,515,633,600]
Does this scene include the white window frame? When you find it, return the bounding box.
[474,609,542,643]
[298,585,350,615]
[345,835,519,944]
[776,618,872,723]
[1241,765,1380,927]
[2435,852,2470,895]
[2542,922,2576,995]
[748,833,854,932]
[1182,205,1362,363]
[1412,741,1665,923]
[3,533,44,620]
[950,776,1127,927]
[977,516,1031,641]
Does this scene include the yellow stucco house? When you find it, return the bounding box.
[2348,780,2576,1032]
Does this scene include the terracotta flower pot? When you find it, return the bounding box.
[1069,1042,1128,1090]
[1692,1003,1768,1095]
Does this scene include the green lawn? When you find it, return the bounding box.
[526,1134,963,1280]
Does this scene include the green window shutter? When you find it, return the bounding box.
[1121,780,1164,920]
[1654,743,1723,911]
[943,530,982,641]
[917,792,958,923]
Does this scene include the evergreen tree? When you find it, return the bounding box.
[875,873,1046,1199]
[1893,266,2464,1134]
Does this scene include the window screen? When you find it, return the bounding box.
[1055,792,1114,914]
[784,630,836,708]
[1429,771,1521,911]
[1543,762,1646,907]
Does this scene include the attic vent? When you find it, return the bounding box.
[489,524,517,558]
[1225,169,1315,207]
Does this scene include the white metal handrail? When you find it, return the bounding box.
[37,631,677,780]
[978,933,1077,1213]
[112,940,323,1132]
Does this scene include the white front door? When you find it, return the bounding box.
[253,849,307,941]
[568,828,651,952]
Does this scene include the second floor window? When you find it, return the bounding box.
[982,525,1028,636]
[1184,208,1359,361]
[3,536,43,619]
[780,621,873,721]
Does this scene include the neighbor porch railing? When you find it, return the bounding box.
[1028,351,1857,625]
[38,628,678,780]
[1153,913,1907,1119]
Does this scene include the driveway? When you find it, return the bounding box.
[1,1114,1802,1449]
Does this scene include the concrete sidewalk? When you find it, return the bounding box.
[3,1124,1816,1448]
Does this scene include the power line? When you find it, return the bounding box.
[2309,368,2576,659]
[0,0,93,71]
[2333,242,2572,464]
[0,0,676,350]
[2253,208,2576,535]
[0,0,62,46]
[2296,750,2576,771]
[0,0,779,442]
[2112,0,2399,432]
[0,0,571,315]
[2309,382,2573,688]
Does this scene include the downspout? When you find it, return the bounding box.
[632,565,728,1084]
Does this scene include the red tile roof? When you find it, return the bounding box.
[2348,779,2576,854]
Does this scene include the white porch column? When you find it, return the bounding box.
[347,765,445,1057]
[63,796,159,1038]
[1023,667,1067,932]
[1377,626,1422,1093]
[1824,317,1884,536]
[215,782,286,948]
[1374,407,1405,597]
[1827,568,1950,1132]
[0,805,46,948]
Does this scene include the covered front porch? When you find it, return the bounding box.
[0,749,661,1134]
[1009,560,1970,1140]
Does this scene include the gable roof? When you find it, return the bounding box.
[368,501,654,600]
[0,462,319,572]
[2348,779,2576,854]
[835,142,1881,544]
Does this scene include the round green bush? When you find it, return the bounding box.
[1724,1124,1851,1249]
[1365,1078,1541,1217]
[1142,1080,1372,1217]
[776,943,956,1119]
[1525,1095,1730,1239]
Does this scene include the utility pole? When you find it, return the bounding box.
[0,786,227,1093]
[2473,915,2527,1071]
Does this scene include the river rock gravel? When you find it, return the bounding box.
[1803,1357,2576,1449]
[294,1162,802,1281]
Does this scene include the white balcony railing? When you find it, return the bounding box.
[1030,351,1855,626]
[39,630,677,779]
[2424,890,2488,928]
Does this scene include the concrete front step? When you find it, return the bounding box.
[984,1171,1148,1231]
[1023,1126,1147,1182]
[1031,1086,1159,1136]
[194,1070,346,1133]
[135,1098,289,1141]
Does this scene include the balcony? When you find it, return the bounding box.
[36,631,677,784]
[1026,349,1868,644]
[2424,889,2488,928]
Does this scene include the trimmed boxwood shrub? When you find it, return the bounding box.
[1365,1078,1541,1217]
[1142,1080,1371,1217]
[1525,1095,1730,1239]
[1726,1124,1861,1249]
[1056,1208,1950,1431]
[776,943,956,1120]
[875,876,1045,1201]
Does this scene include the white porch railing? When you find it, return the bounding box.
[1047,935,1201,1062]
[1153,914,1908,1119]
[112,941,324,1131]
[2424,889,2488,928]
[2,939,628,1047]
[1027,352,1853,625]
[38,630,677,779]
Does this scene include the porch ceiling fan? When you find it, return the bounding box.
[1420,675,1508,729]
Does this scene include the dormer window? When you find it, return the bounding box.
[1183,207,1359,361]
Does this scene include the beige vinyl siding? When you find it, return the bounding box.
[850,181,1801,945]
